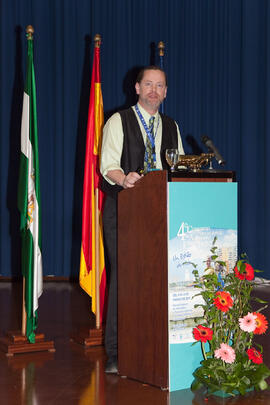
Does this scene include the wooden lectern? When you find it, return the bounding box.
[118,170,236,390]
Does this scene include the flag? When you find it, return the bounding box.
[79,40,106,324]
[18,28,43,343]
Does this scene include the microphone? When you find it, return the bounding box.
[201,135,226,166]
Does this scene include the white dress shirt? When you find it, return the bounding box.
[100,104,184,184]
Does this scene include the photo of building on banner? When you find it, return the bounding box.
[167,182,237,344]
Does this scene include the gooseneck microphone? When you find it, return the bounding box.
[201,135,226,166]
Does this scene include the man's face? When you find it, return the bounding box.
[135,69,167,113]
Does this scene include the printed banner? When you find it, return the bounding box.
[168,181,237,391]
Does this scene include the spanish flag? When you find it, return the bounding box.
[79,36,106,324]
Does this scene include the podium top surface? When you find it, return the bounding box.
[168,169,235,182]
[118,170,235,207]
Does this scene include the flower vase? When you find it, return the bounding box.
[211,387,254,398]
[212,390,239,398]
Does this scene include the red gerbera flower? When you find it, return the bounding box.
[234,263,254,281]
[192,325,213,343]
[213,291,233,312]
[247,347,263,364]
[253,312,268,335]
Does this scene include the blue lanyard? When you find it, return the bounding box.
[135,104,160,149]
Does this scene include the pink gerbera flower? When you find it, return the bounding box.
[214,343,236,364]
[239,312,257,333]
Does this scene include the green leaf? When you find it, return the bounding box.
[191,341,199,347]
[258,379,268,390]
[253,342,263,353]
[193,304,205,309]
[238,384,248,396]
[192,292,204,299]
[222,381,238,388]
[249,364,270,383]
[251,297,268,304]
[239,261,246,273]
[183,261,196,267]
[191,379,203,392]
[216,260,227,267]
[240,376,250,386]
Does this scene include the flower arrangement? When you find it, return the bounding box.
[190,238,270,397]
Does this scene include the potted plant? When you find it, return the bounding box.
[190,238,270,397]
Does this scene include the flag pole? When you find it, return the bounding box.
[21,24,35,338]
[158,41,165,114]
[94,34,101,330]
[22,278,27,335]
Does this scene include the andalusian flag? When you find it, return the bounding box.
[79,38,107,324]
[18,29,43,343]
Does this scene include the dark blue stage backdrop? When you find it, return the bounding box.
[0,0,270,278]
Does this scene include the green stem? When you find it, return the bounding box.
[238,280,243,315]
[202,342,207,360]
[247,334,253,349]
[226,328,231,345]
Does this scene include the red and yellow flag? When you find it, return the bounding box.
[79,37,106,324]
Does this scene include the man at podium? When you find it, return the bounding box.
[100,65,184,373]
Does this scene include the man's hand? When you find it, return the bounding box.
[106,169,143,189]
[122,172,142,189]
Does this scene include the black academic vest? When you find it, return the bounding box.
[102,107,178,198]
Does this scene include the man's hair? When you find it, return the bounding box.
[136,65,167,86]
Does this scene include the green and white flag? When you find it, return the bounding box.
[18,30,43,343]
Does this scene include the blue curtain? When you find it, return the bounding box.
[0,0,270,278]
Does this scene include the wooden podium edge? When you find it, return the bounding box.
[0,331,55,356]
[71,326,104,347]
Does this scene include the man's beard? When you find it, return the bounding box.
[143,94,162,110]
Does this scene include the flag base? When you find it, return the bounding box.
[0,330,55,356]
[71,326,104,347]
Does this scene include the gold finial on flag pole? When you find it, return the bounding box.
[26,25,34,40]
[94,34,101,48]
[158,41,165,57]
